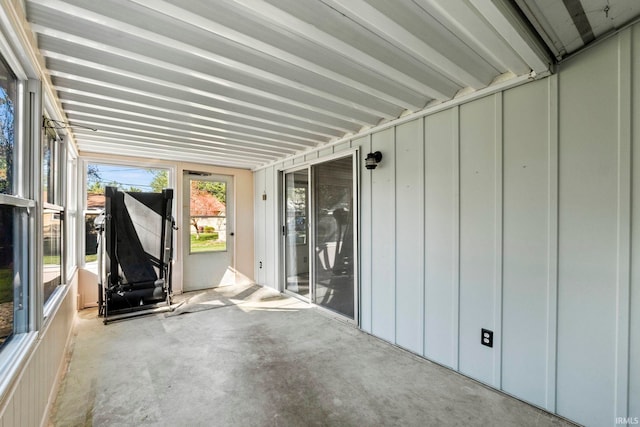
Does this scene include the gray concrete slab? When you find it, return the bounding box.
[50,284,577,427]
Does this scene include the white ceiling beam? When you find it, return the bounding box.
[0,0,78,150]
[56,91,327,145]
[468,0,551,74]
[72,132,276,163]
[130,0,428,110]
[323,0,485,89]
[65,111,298,156]
[33,26,382,126]
[42,51,358,134]
[227,0,449,100]
[49,71,341,139]
[63,106,309,151]
[412,0,531,74]
[73,135,278,163]
[29,0,419,112]
[78,143,257,169]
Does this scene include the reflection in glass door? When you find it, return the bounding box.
[284,169,310,298]
[313,157,355,319]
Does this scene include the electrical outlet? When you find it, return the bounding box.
[259,261,263,269]
[481,329,493,348]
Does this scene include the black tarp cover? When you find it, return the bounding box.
[103,187,173,311]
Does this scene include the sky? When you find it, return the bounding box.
[89,163,164,191]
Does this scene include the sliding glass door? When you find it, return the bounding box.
[284,169,310,298]
[313,156,355,318]
[283,155,356,320]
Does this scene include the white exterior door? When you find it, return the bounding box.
[182,173,234,292]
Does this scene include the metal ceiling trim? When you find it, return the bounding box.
[556,14,640,66]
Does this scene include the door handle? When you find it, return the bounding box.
[230,232,235,236]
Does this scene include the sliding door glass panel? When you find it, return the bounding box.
[284,170,309,298]
[313,157,354,318]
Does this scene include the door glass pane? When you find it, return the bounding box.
[285,170,309,298]
[313,157,354,318]
[189,179,226,253]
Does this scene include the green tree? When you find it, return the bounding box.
[87,181,104,194]
[149,169,168,192]
[196,181,226,204]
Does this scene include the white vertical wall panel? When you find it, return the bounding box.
[394,119,424,354]
[630,23,640,423]
[424,108,459,369]
[501,78,552,409]
[254,169,266,286]
[556,37,619,427]
[370,128,396,343]
[458,95,499,387]
[265,166,278,290]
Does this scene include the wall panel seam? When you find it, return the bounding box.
[392,127,398,345]
[454,106,461,371]
[368,135,373,331]
[422,117,427,358]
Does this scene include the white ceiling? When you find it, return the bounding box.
[18,0,627,169]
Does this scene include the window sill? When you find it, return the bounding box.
[43,284,69,321]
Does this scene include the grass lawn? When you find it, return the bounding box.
[0,268,13,304]
[190,233,226,253]
[85,254,98,263]
[44,255,61,265]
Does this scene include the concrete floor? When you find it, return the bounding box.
[50,284,577,427]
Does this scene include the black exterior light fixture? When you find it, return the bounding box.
[365,151,383,170]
